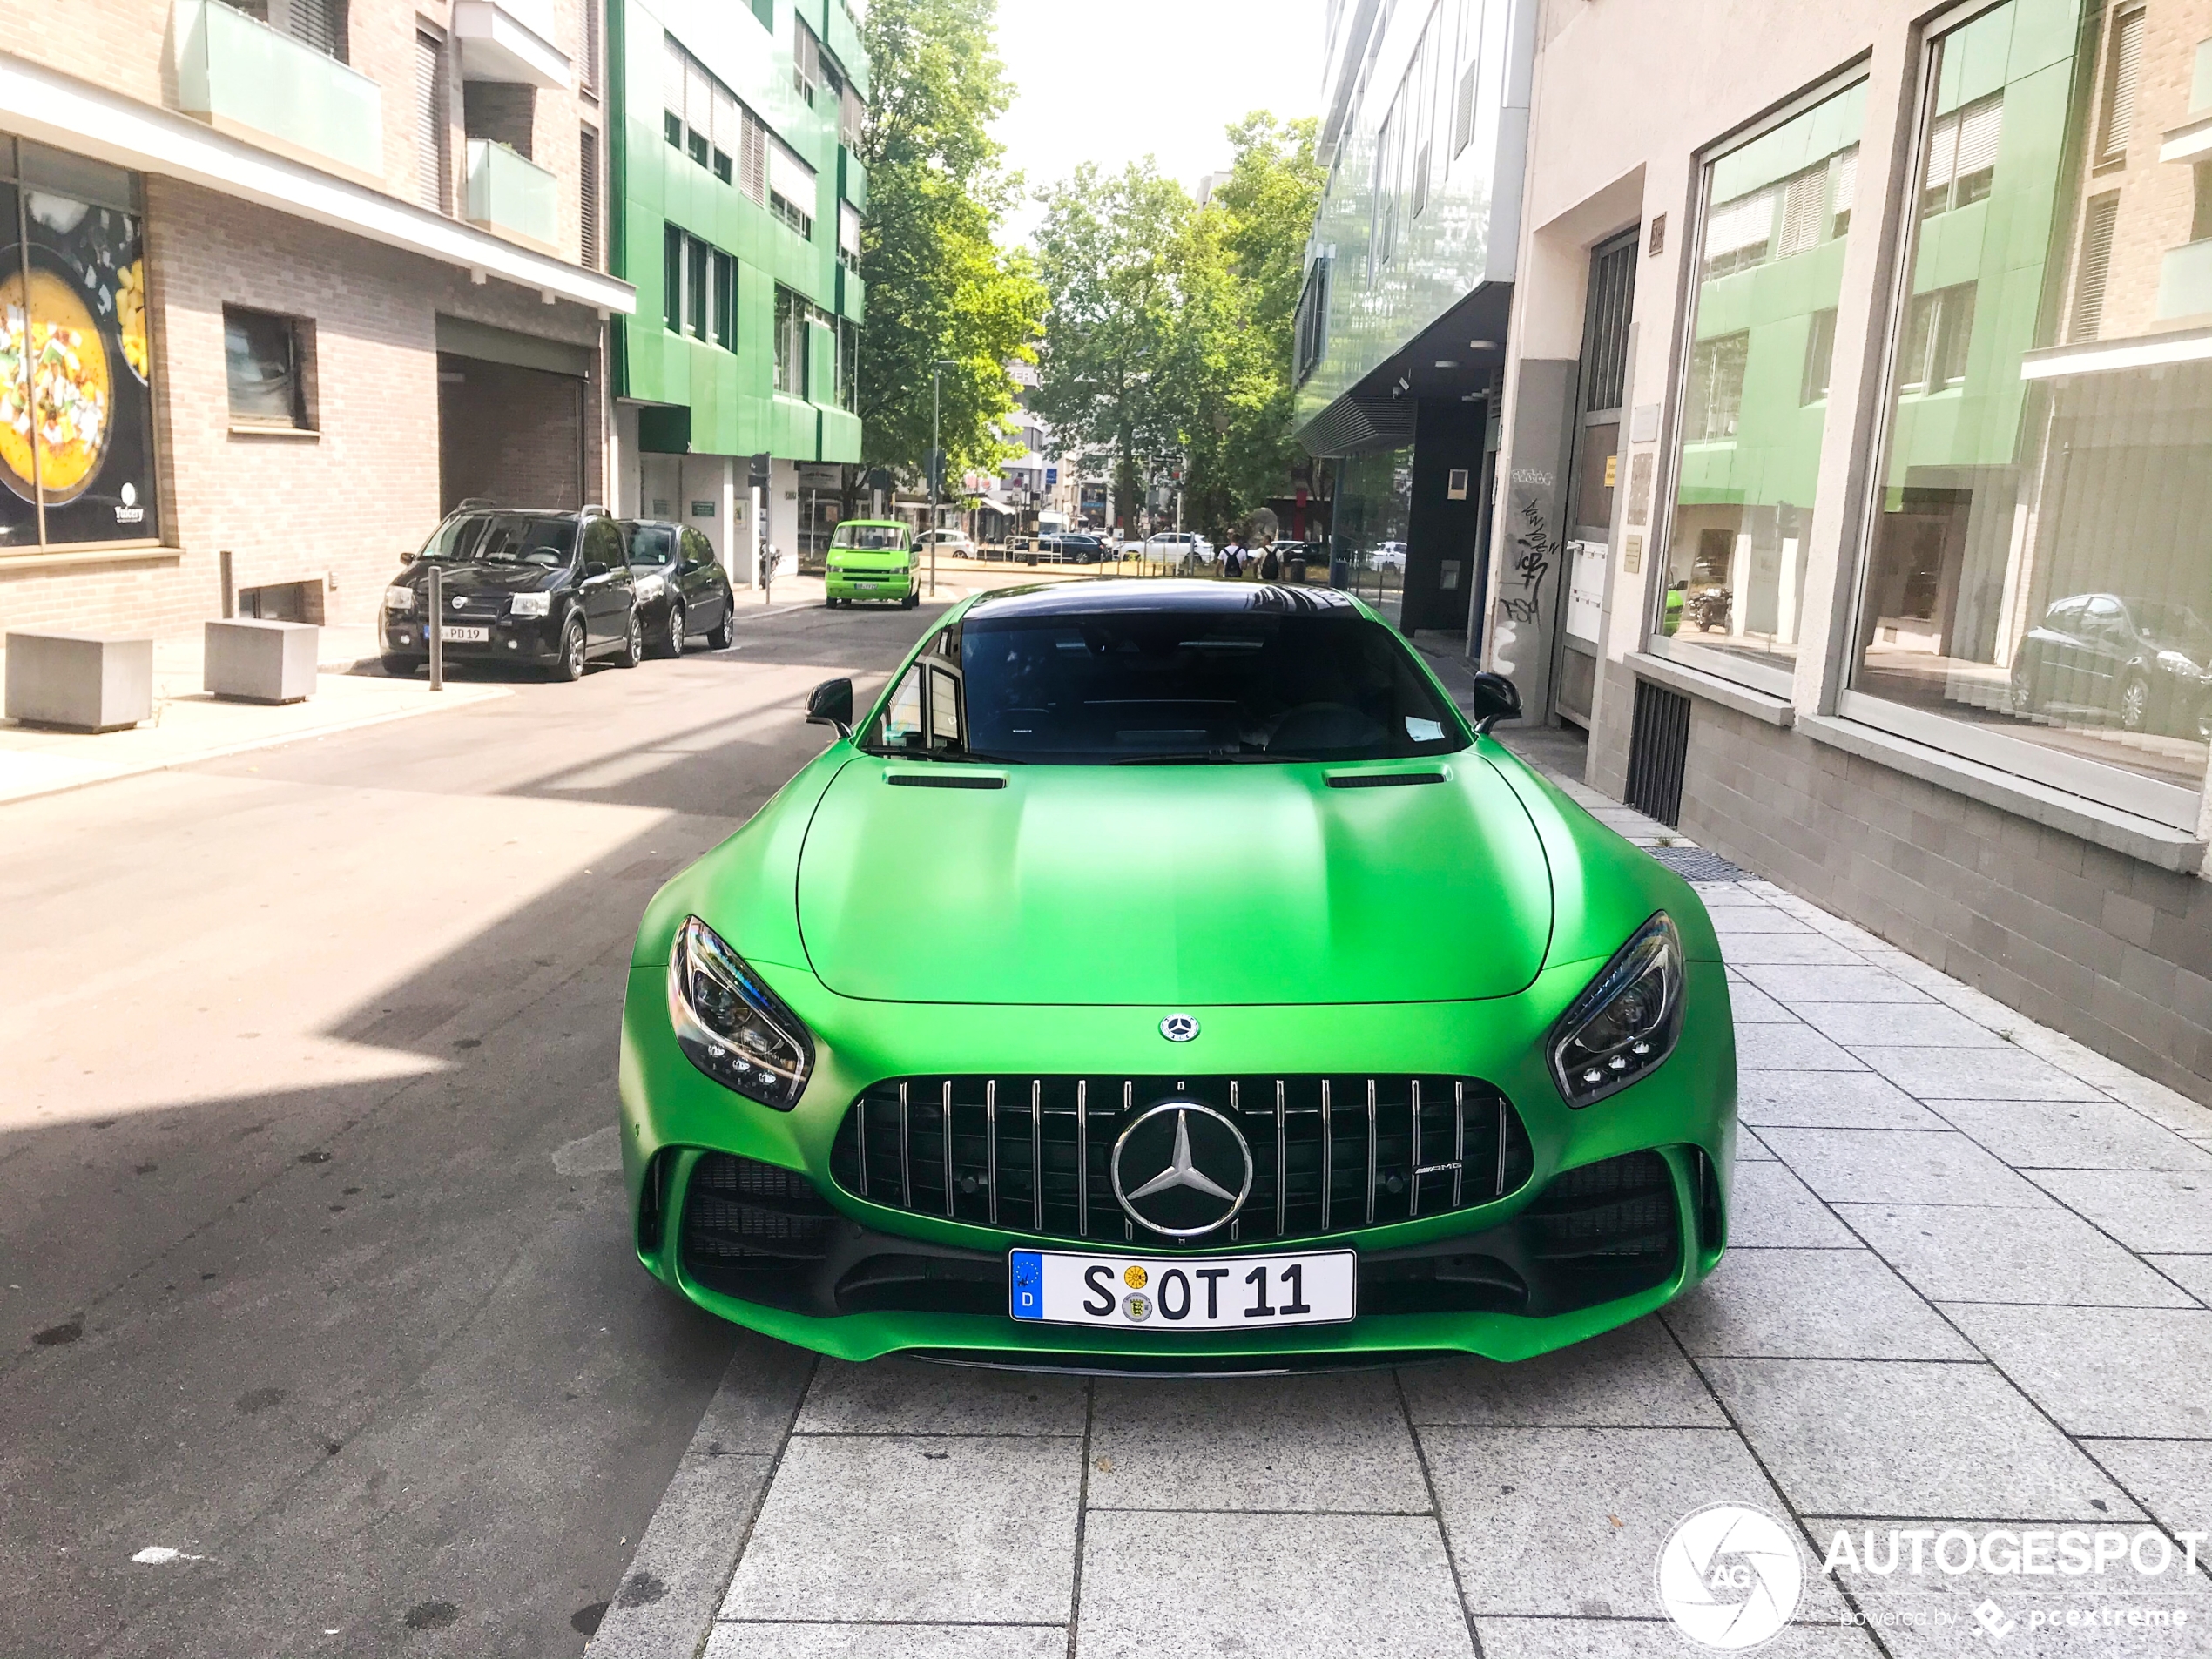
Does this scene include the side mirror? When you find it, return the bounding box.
[1469,671,1522,735]
[399,549,417,564]
[583,560,609,580]
[806,677,854,738]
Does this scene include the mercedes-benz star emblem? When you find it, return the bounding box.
[451,593,469,610]
[1110,1102,1252,1238]
[1159,1014,1199,1042]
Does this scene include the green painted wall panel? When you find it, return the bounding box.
[612,0,864,462]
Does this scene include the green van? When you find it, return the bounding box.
[824,520,920,609]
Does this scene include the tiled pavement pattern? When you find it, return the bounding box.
[591,838,2212,1656]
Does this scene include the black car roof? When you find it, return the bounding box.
[963,579,1358,620]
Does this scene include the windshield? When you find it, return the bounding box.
[832,524,909,552]
[419,512,577,566]
[624,524,677,567]
[929,607,1468,764]
[2131,600,2212,651]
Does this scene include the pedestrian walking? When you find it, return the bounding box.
[1259,543,1281,583]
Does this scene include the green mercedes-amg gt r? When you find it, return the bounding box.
[618,580,1736,1372]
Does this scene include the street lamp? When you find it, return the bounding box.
[929,357,956,598]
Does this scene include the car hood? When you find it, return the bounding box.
[795,754,1553,1005]
[401,562,562,594]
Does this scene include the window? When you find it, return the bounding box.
[414,32,445,212]
[1898,284,1976,393]
[225,306,310,428]
[1701,186,1776,278]
[2097,8,2144,166]
[838,317,859,411]
[579,125,599,269]
[1656,77,1865,679]
[1922,93,2004,216]
[664,225,682,333]
[1683,333,1749,442]
[686,236,708,338]
[0,149,161,550]
[1801,308,1838,406]
[793,15,822,103]
[769,138,815,236]
[1410,6,1439,221]
[838,201,862,271]
[1371,106,1400,270]
[840,80,866,149]
[774,286,806,394]
[1294,256,1330,385]
[1451,0,1480,158]
[581,0,599,94]
[666,34,761,193]
[2195,161,2212,245]
[1848,0,2212,825]
[712,250,736,347]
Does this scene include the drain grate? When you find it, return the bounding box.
[1648,846,1749,884]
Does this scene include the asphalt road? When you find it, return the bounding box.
[0,595,936,1659]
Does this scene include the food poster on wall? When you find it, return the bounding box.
[0,185,157,545]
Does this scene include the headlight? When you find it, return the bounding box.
[1549,913,1684,1107]
[383,584,415,613]
[667,916,813,1109]
[509,591,552,617]
[634,573,664,599]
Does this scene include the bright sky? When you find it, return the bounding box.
[988,0,1327,245]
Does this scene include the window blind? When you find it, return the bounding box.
[415,32,443,212]
[2101,10,2144,163]
[2070,192,2120,342]
[769,139,815,209]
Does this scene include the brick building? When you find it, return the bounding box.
[1460,0,2212,1099]
[0,0,632,637]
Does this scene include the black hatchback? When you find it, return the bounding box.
[381,507,641,682]
[620,520,736,656]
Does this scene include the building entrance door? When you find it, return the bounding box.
[1553,233,1636,726]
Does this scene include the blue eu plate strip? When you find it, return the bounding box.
[1008,1250,1042,1320]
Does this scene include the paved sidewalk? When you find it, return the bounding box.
[0,624,510,806]
[587,847,2212,1657]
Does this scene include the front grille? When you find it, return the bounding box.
[828,1075,1534,1246]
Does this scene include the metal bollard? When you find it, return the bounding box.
[428,563,444,691]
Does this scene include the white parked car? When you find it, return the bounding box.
[1143,531,1215,564]
[1368,541,1409,571]
[921,530,977,559]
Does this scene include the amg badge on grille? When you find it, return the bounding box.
[1159,1014,1199,1042]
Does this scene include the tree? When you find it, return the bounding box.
[1030,118,1324,541]
[1171,114,1325,538]
[1030,161,1193,528]
[851,0,1044,513]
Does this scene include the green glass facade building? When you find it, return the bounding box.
[606,0,866,575]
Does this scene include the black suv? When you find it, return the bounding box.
[621,519,736,656]
[382,506,641,682]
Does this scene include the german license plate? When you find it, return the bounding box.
[438,625,489,642]
[1008,1248,1354,1330]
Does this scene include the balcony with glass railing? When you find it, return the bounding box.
[464,139,558,253]
[173,0,383,182]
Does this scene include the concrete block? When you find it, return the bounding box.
[204,618,317,704]
[3,631,152,731]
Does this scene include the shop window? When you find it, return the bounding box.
[225,306,312,430]
[1847,0,2212,828]
[1655,76,1865,682]
[0,143,161,550]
